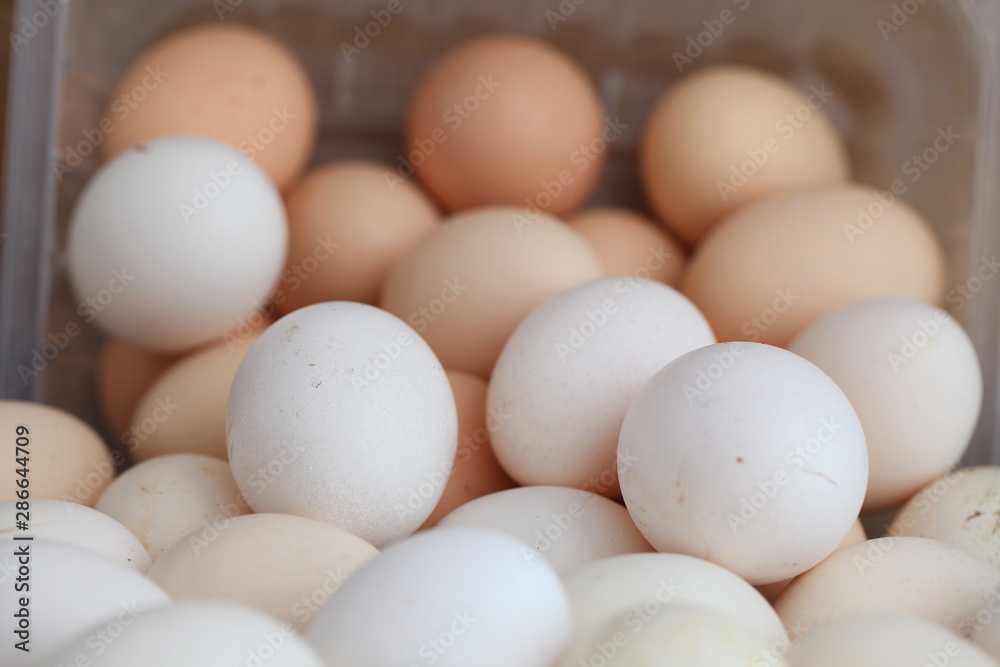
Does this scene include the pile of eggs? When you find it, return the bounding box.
[2,21,998,667]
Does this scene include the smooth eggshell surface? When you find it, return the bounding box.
[306,527,572,667]
[488,277,715,495]
[226,302,457,546]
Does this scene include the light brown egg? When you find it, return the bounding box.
[421,370,517,528]
[380,206,604,378]
[97,338,175,439]
[276,161,439,314]
[641,65,849,245]
[0,401,115,506]
[681,185,945,347]
[102,24,317,190]
[127,331,262,462]
[568,207,686,287]
[405,34,606,216]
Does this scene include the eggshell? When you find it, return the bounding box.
[226,302,457,546]
[421,370,516,528]
[560,606,787,667]
[277,160,439,312]
[789,299,982,510]
[148,513,377,631]
[47,601,325,667]
[569,207,686,287]
[438,486,652,573]
[102,24,317,190]
[681,185,946,347]
[0,541,170,666]
[560,552,785,655]
[0,400,115,506]
[787,614,997,667]
[97,338,174,438]
[889,467,1000,568]
[305,527,572,667]
[487,277,714,495]
[127,331,262,461]
[640,65,849,245]
[96,453,249,560]
[380,206,603,378]
[774,536,1000,637]
[406,34,605,215]
[618,342,868,584]
[67,135,288,353]
[0,499,150,572]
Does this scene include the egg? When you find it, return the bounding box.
[640,65,849,244]
[97,338,174,438]
[47,601,325,667]
[438,486,652,573]
[0,541,170,666]
[487,277,714,495]
[277,160,439,312]
[226,302,457,546]
[569,207,687,287]
[0,400,115,506]
[101,24,317,190]
[380,206,603,378]
[305,527,572,666]
[681,185,946,346]
[560,552,786,656]
[421,370,517,528]
[787,614,997,667]
[67,135,288,353]
[618,342,868,584]
[148,513,377,632]
[774,537,1000,638]
[889,467,1000,568]
[127,330,263,461]
[789,299,982,511]
[406,34,605,215]
[95,453,250,560]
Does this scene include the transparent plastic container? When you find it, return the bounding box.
[2,0,1000,464]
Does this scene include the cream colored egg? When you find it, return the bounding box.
[96,453,249,560]
[148,513,377,632]
[97,338,174,438]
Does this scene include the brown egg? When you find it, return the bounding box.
[0,401,115,506]
[569,207,686,287]
[97,338,175,438]
[405,34,606,216]
[102,25,317,190]
[127,331,262,462]
[276,161,439,314]
[422,370,517,528]
[681,185,945,347]
[380,206,604,378]
[641,65,849,245]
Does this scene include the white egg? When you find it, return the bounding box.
[227,302,457,547]
[488,277,715,495]
[559,552,785,661]
[0,499,151,572]
[305,527,572,666]
[66,135,287,353]
[437,486,653,574]
[788,614,997,667]
[618,341,868,584]
[0,540,170,666]
[788,299,982,511]
[775,537,1000,638]
[46,600,325,667]
[96,453,249,561]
